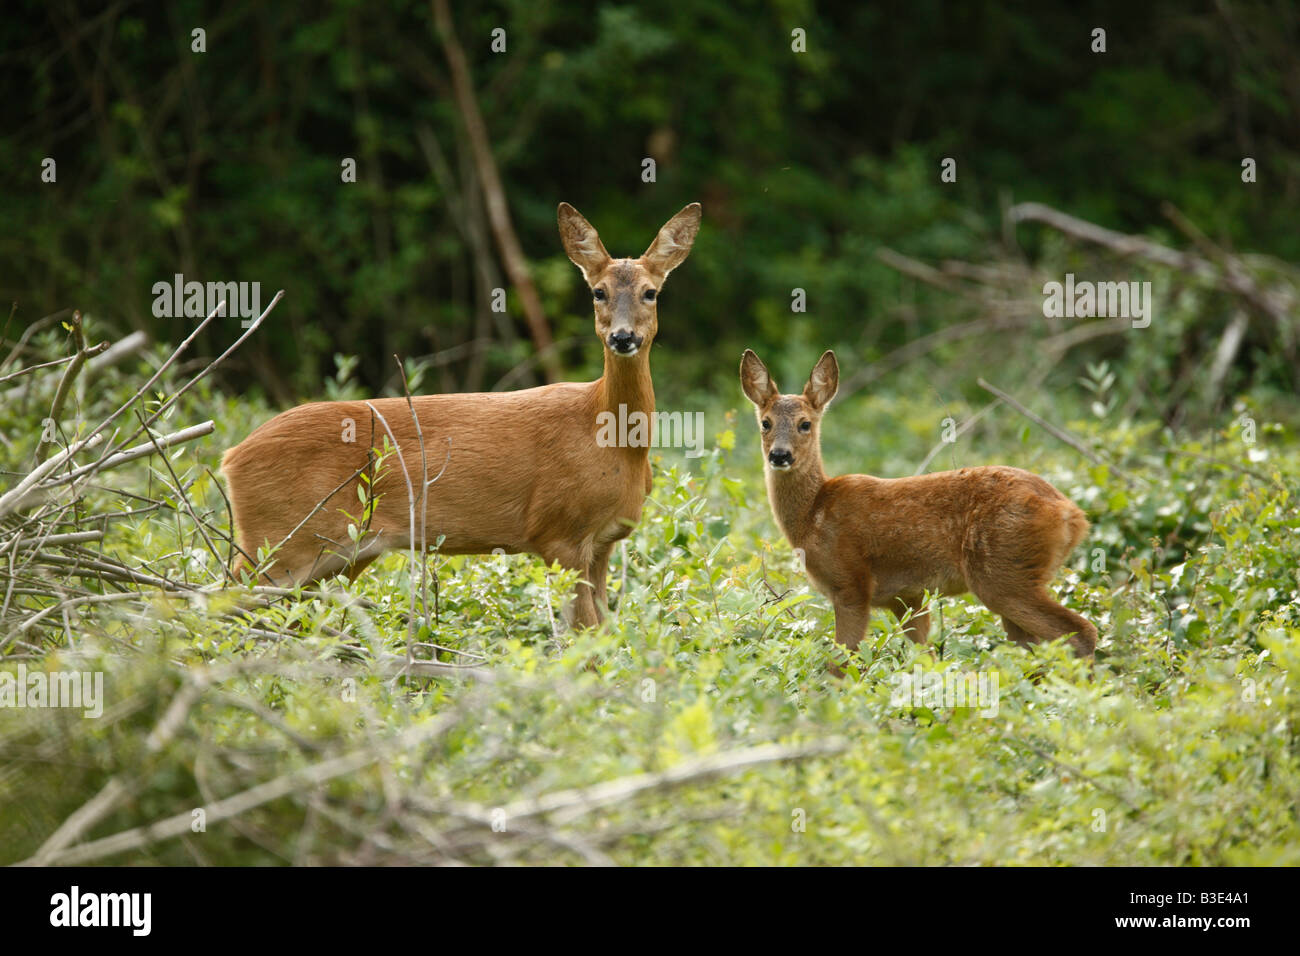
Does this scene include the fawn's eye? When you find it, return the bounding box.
[593,288,606,301]
[643,288,657,302]
[761,419,772,431]
[799,420,812,433]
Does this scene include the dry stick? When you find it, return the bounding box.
[36,421,215,488]
[3,529,103,555]
[97,291,284,473]
[362,400,454,676]
[19,688,473,866]
[27,677,208,865]
[1207,310,1251,404]
[394,357,429,673]
[87,329,148,372]
[1010,202,1292,324]
[131,409,227,582]
[415,121,511,389]
[38,311,102,464]
[913,398,1003,475]
[838,304,1034,400]
[492,335,584,392]
[68,298,231,474]
[1039,316,1133,357]
[202,463,256,574]
[0,330,142,402]
[0,352,81,386]
[481,738,848,828]
[0,310,66,374]
[875,247,971,294]
[976,378,1140,486]
[37,551,192,591]
[431,0,560,384]
[0,432,105,519]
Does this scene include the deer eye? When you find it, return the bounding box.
[761,419,772,431]
[593,288,606,301]
[799,420,812,433]
[643,288,657,302]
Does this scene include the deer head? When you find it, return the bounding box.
[558,202,702,359]
[740,349,839,471]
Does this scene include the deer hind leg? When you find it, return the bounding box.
[983,587,1096,657]
[890,594,931,645]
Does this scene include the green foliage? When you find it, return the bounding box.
[1,328,1297,865]
[3,1,1297,395]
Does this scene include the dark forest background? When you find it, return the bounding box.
[4,0,1298,404]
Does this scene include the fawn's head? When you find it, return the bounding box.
[558,202,701,359]
[740,349,839,472]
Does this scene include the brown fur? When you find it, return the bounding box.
[740,349,1097,665]
[222,202,701,627]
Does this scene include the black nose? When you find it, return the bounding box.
[608,330,640,354]
[768,448,793,468]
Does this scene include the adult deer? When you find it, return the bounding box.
[222,202,701,626]
[740,349,1096,666]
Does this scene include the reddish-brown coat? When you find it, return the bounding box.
[741,349,1097,665]
[222,203,700,627]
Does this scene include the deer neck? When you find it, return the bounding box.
[766,458,827,547]
[597,346,655,422]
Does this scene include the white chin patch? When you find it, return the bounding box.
[768,462,792,471]
[614,346,639,357]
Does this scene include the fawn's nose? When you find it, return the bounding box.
[768,448,794,470]
[608,329,641,355]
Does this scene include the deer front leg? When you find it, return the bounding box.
[586,541,615,622]
[542,541,600,629]
[827,579,873,676]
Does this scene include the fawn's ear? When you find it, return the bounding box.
[642,203,702,280]
[558,203,612,285]
[740,349,778,407]
[803,350,839,410]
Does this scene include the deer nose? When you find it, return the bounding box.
[768,448,793,469]
[608,330,641,355]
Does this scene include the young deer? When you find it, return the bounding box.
[221,202,701,626]
[740,349,1097,664]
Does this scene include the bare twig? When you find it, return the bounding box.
[976,378,1140,486]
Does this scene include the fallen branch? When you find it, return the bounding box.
[976,378,1140,486]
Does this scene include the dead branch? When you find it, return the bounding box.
[431,0,561,383]
[976,378,1140,486]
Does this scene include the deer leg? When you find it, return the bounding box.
[585,541,615,623]
[346,553,381,584]
[543,541,599,629]
[1000,616,1037,648]
[984,587,1096,657]
[890,594,931,645]
[826,576,873,676]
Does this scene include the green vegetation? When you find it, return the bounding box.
[2,2,1298,865]
[2,273,1297,862]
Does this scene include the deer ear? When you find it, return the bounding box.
[740,349,778,407]
[642,203,702,279]
[558,203,612,284]
[803,350,839,410]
